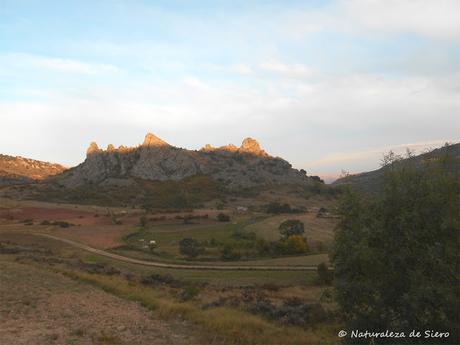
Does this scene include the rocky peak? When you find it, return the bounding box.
[239,137,266,155]
[142,133,169,147]
[220,144,238,152]
[86,142,101,156]
[201,144,214,152]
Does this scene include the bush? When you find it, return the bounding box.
[178,285,201,301]
[179,238,204,258]
[317,262,333,285]
[220,244,241,261]
[279,220,305,239]
[265,202,292,214]
[283,235,308,254]
[232,229,256,241]
[141,273,183,288]
[217,213,230,222]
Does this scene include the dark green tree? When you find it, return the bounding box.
[317,262,333,285]
[332,148,460,344]
[179,238,204,258]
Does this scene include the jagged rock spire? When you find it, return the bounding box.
[239,137,265,155]
[142,133,169,147]
[86,142,101,155]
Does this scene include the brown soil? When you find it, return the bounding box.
[0,260,196,345]
[50,225,132,249]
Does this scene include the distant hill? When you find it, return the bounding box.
[50,133,313,189]
[332,143,460,193]
[0,154,66,185]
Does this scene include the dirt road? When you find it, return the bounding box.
[37,233,320,271]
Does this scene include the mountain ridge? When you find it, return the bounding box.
[332,143,460,192]
[0,154,66,185]
[51,133,312,189]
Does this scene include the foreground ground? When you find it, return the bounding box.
[0,260,195,345]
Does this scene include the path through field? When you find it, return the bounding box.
[36,233,321,271]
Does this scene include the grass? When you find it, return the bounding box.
[120,214,333,265]
[82,251,315,286]
[123,217,254,258]
[59,270,341,345]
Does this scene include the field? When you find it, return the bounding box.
[0,258,195,345]
[0,195,342,344]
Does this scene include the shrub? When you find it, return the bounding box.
[141,273,183,288]
[283,235,308,254]
[220,244,241,261]
[232,229,256,241]
[317,262,333,285]
[279,220,305,239]
[217,213,230,222]
[265,202,292,214]
[139,215,147,227]
[178,285,201,301]
[179,238,204,258]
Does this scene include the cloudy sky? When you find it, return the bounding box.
[1,0,459,181]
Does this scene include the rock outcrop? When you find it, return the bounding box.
[0,154,66,185]
[52,133,312,189]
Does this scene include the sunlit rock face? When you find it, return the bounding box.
[55,132,311,189]
[86,142,101,156]
[0,154,66,185]
[238,138,267,156]
[142,133,170,147]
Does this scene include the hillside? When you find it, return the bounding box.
[332,143,460,193]
[0,154,66,185]
[51,133,312,189]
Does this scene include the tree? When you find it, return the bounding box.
[266,202,292,214]
[283,235,308,254]
[279,219,305,239]
[317,262,333,285]
[179,238,203,258]
[332,149,460,343]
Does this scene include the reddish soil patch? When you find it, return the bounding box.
[0,206,142,226]
[50,225,132,249]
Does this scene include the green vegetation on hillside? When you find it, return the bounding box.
[333,150,460,344]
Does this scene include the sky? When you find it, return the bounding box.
[1,0,459,182]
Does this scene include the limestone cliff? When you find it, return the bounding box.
[52,133,312,188]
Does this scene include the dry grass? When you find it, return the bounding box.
[61,270,341,345]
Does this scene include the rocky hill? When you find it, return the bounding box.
[0,154,66,185]
[52,133,311,189]
[332,143,460,193]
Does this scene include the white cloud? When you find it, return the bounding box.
[307,140,453,168]
[287,0,460,40]
[1,59,459,170]
[230,64,254,75]
[7,53,120,74]
[259,60,316,78]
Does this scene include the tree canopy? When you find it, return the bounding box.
[332,148,459,344]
